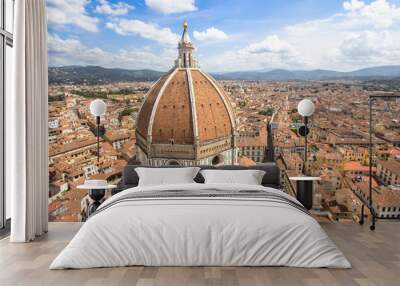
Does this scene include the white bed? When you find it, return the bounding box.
[50,183,351,269]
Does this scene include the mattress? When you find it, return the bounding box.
[50,183,351,269]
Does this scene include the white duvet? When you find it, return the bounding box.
[50,183,351,269]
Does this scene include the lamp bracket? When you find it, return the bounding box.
[298,125,310,137]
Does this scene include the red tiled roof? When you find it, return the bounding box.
[238,156,256,167]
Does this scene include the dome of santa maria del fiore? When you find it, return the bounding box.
[136,21,238,166]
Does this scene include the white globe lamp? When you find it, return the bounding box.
[90,99,107,117]
[297,99,315,117]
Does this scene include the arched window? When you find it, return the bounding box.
[166,160,180,166]
[212,154,224,166]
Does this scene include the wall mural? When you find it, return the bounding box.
[47,0,400,222]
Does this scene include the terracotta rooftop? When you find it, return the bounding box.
[357,183,400,208]
[377,160,400,177]
[344,161,375,172]
[237,127,267,147]
[49,137,100,157]
[238,156,256,167]
[374,187,400,208]
[105,131,131,142]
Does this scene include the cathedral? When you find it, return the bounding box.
[135,21,238,166]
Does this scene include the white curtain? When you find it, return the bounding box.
[8,0,48,242]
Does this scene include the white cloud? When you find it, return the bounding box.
[335,30,400,66]
[342,0,400,29]
[343,0,365,11]
[245,35,293,54]
[48,34,175,70]
[193,27,228,41]
[48,34,107,63]
[46,0,99,32]
[279,0,400,70]
[95,0,134,16]
[145,0,197,14]
[106,19,180,46]
[202,35,306,72]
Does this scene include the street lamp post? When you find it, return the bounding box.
[90,99,107,163]
[297,99,315,175]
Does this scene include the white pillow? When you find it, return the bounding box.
[200,169,265,185]
[136,167,200,186]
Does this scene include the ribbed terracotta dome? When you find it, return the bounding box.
[135,21,237,165]
[136,20,236,147]
[136,68,235,144]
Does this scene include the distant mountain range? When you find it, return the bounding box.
[48,65,400,84]
[214,66,400,81]
[48,66,164,85]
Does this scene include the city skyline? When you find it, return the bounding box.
[47,0,400,72]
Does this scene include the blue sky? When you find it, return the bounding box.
[47,0,400,72]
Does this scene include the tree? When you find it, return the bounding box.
[259,107,274,116]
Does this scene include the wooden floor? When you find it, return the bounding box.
[0,222,399,286]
